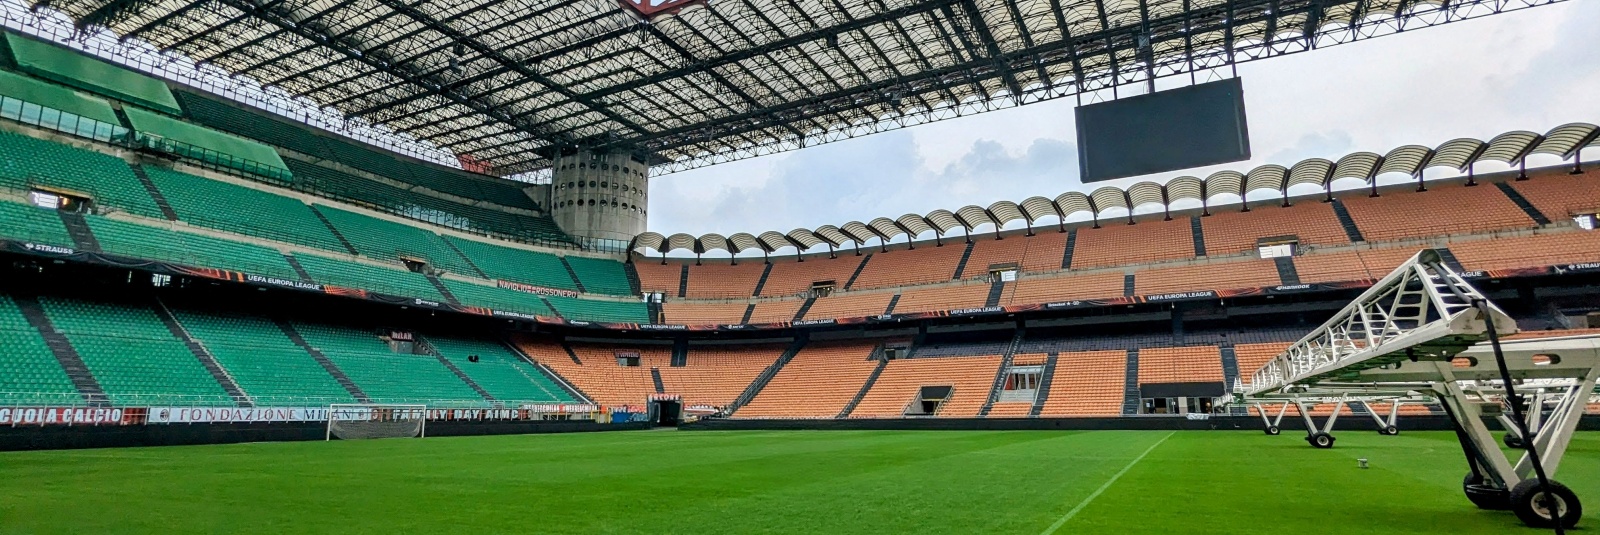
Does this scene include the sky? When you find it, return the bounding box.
[647,1,1600,245]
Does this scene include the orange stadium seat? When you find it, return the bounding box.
[512,337,668,406]
[1201,202,1350,257]
[1019,231,1071,273]
[1070,217,1195,270]
[849,245,965,289]
[1448,231,1600,272]
[848,356,1002,418]
[632,261,684,295]
[1508,168,1600,220]
[1137,346,1223,384]
[804,292,894,320]
[1233,343,1292,379]
[958,236,1030,279]
[1134,259,1280,295]
[891,284,992,314]
[1005,271,1126,305]
[1293,246,1426,284]
[759,255,867,297]
[684,262,764,298]
[1038,350,1127,416]
[662,301,748,325]
[657,345,783,408]
[736,341,880,418]
[746,299,805,323]
[987,402,1033,417]
[1339,183,1535,242]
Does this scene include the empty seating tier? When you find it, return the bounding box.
[890,284,991,314]
[746,299,805,324]
[1018,231,1071,273]
[1449,231,1600,272]
[1340,184,1534,241]
[1071,217,1195,269]
[143,166,345,252]
[1509,168,1600,220]
[292,253,443,300]
[516,338,667,406]
[442,235,577,290]
[662,301,748,325]
[0,129,162,218]
[0,294,79,406]
[86,215,302,283]
[439,279,553,316]
[1134,259,1281,296]
[804,292,894,320]
[849,356,1001,418]
[960,237,1030,279]
[685,262,765,298]
[40,296,231,406]
[292,322,482,405]
[736,341,880,418]
[1038,350,1127,416]
[0,197,74,248]
[759,256,866,297]
[1006,272,1126,305]
[1201,202,1350,256]
[1137,346,1224,384]
[174,310,354,405]
[849,246,965,290]
[314,206,476,276]
[425,336,573,403]
[658,345,784,407]
[545,295,649,324]
[562,256,634,296]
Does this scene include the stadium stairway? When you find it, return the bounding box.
[1328,199,1366,242]
[438,238,490,279]
[751,263,773,296]
[1121,349,1140,415]
[837,348,889,418]
[951,241,976,280]
[985,280,1005,307]
[726,337,807,415]
[506,340,593,403]
[1190,216,1206,257]
[415,338,495,402]
[1435,247,1466,272]
[739,303,755,324]
[1494,182,1552,225]
[274,319,371,403]
[883,294,900,315]
[792,297,817,322]
[1028,352,1060,416]
[1061,230,1077,269]
[12,294,107,406]
[283,254,315,283]
[127,164,179,221]
[623,262,643,295]
[843,254,871,290]
[650,367,665,393]
[424,274,461,306]
[978,328,1026,416]
[1274,256,1301,285]
[670,339,688,367]
[56,211,102,253]
[153,299,251,407]
[306,205,360,255]
[676,265,689,298]
[1219,344,1244,415]
[558,257,587,293]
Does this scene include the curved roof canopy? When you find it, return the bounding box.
[47,0,1555,175]
[634,122,1599,255]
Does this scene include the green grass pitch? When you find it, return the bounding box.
[2,430,1596,534]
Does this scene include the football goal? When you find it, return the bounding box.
[326,404,427,440]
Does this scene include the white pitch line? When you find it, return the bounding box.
[1040,431,1174,535]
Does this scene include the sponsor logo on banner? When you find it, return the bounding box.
[1271,284,1312,292]
[1186,413,1211,421]
[1146,290,1218,302]
[1558,262,1600,273]
[23,242,74,255]
[1043,301,1086,309]
[412,298,443,308]
[495,280,579,298]
[0,407,134,425]
[145,407,329,423]
[950,306,1003,315]
[245,274,324,291]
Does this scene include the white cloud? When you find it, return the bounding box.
[649,2,1598,237]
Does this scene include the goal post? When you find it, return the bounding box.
[326,404,428,440]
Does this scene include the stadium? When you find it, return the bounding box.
[0,0,1597,532]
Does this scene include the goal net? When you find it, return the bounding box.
[326,404,427,440]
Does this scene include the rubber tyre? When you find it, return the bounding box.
[1463,473,1511,510]
[1265,426,1280,436]
[1380,425,1400,436]
[1307,432,1335,449]
[1509,479,1582,529]
[1503,434,1524,449]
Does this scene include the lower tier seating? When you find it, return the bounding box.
[40,296,232,406]
[0,294,80,406]
[174,309,355,405]
[736,341,880,418]
[425,336,573,403]
[658,345,784,407]
[1038,351,1127,416]
[848,356,1002,418]
[515,338,667,406]
[293,322,483,406]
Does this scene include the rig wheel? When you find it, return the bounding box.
[1509,479,1581,529]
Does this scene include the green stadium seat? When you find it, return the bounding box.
[175,90,334,160]
[546,295,650,324]
[0,294,81,406]
[292,252,443,300]
[443,235,576,290]
[173,309,355,406]
[313,205,477,276]
[292,322,482,405]
[141,165,346,253]
[85,215,302,281]
[39,295,231,406]
[0,129,162,218]
[439,279,553,316]
[0,197,74,248]
[563,255,635,296]
[424,336,573,403]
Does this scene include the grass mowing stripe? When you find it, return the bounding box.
[1040,431,1173,535]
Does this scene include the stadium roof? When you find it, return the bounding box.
[48,0,1558,176]
[632,122,1600,255]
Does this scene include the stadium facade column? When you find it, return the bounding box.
[548,151,649,246]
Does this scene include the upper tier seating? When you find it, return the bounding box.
[804,292,894,321]
[959,236,1030,279]
[1232,343,1293,380]
[0,129,163,218]
[173,309,354,405]
[292,253,444,300]
[1134,259,1281,295]
[1006,271,1126,305]
[1292,246,1425,284]
[314,205,477,276]
[293,322,483,405]
[142,165,347,252]
[1071,217,1195,269]
[438,279,553,316]
[174,90,333,159]
[0,197,74,248]
[425,336,573,403]
[759,255,867,297]
[40,296,232,406]
[1509,168,1600,220]
[1339,183,1535,241]
[662,301,748,325]
[736,341,881,418]
[443,235,577,290]
[849,245,965,289]
[685,262,764,298]
[563,256,634,296]
[657,345,783,407]
[632,261,684,295]
[516,338,667,406]
[890,284,991,314]
[4,31,181,114]
[747,299,805,323]
[545,295,649,324]
[848,356,1002,418]
[1018,231,1071,273]
[87,215,303,282]
[1201,202,1350,256]
[1137,346,1224,385]
[0,294,80,406]
[1038,350,1127,416]
[1449,231,1600,272]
